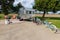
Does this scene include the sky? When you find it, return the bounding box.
[13,0,34,8]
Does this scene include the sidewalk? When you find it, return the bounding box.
[0,19,21,24]
[0,20,60,40]
[0,20,5,24]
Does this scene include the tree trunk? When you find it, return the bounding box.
[41,10,46,23]
[42,10,46,20]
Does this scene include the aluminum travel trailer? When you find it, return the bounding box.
[18,8,36,20]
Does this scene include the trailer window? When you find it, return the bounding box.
[29,11,31,14]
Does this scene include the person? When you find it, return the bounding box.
[4,15,11,24]
[12,14,16,19]
[5,15,8,24]
[7,16,11,24]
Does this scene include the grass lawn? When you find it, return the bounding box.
[36,16,60,28]
[0,13,18,20]
[0,14,4,20]
[47,19,60,28]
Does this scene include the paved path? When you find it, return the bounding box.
[0,20,60,40]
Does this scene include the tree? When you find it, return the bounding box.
[1,0,23,15]
[1,0,14,15]
[33,0,60,21]
[12,2,23,13]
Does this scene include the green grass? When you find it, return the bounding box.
[0,14,4,20]
[0,14,12,20]
[47,19,60,28]
[0,13,18,20]
[36,16,60,28]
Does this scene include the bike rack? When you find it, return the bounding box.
[44,20,58,33]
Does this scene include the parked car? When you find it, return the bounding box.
[56,11,60,14]
[48,11,54,14]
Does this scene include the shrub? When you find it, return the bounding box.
[0,14,4,20]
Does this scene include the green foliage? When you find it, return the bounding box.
[33,0,60,20]
[33,0,60,12]
[1,0,23,15]
[1,0,14,15]
[12,3,23,13]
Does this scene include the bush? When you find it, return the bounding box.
[0,14,4,20]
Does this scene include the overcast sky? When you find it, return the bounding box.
[13,0,34,8]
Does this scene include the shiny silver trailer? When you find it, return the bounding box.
[18,8,36,20]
